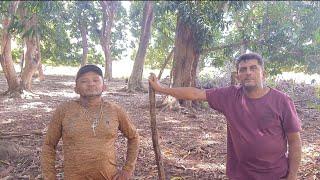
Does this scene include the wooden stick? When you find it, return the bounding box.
[148,82,166,180]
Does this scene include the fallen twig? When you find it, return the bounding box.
[0,130,44,139]
[0,160,10,165]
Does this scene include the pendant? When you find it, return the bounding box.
[92,123,96,136]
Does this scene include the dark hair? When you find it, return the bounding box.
[235,52,264,71]
[76,64,103,81]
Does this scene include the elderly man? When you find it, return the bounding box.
[41,64,139,180]
[149,53,302,180]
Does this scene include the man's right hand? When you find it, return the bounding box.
[148,73,163,92]
[148,72,207,101]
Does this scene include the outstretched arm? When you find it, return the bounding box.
[148,73,207,101]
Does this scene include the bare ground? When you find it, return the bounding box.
[0,73,319,179]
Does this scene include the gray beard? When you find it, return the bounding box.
[243,85,258,92]
[242,82,265,93]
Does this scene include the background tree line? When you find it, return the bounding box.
[0,1,319,97]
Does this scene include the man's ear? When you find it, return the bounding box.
[74,86,79,94]
[102,84,107,92]
[235,72,240,81]
[262,70,268,79]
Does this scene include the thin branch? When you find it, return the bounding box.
[158,47,174,79]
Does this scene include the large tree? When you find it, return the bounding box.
[98,1,119,81]
[66,1,128,70]
[0,1,63,96]
[88,1,129,80]
[149,1,320,108]
[159,1,239,107]
[127,1,154,92]
[129,1,176,78]
[67,1,94,66]
[18,6,41,90]
[0,1,20,96]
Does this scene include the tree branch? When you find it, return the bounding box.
[202,40,251,55]
[158,47,174,79]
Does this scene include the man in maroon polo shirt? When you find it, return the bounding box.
[148,52,302,180]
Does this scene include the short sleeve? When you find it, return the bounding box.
[281,96,302,133]
[206,86,235,114]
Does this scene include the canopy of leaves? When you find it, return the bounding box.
[1,1,319,74]
[130,1,245,69]
[88,1,129,62]
[219,1,320,75]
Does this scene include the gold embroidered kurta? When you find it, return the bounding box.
[41,100,139,180]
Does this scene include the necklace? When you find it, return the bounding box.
[80,101,104,136]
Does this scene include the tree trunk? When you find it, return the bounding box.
[20,14,39,91]
[19,47,25,75]
[172,16,200,107]
[21,38,38,90]
[100,1,117,81]
[79,20,89,66]
[127,1,154,92]
[36,36,45,81]
[0,2,20,95]
[37,62,45,81]
[103,44,112,81]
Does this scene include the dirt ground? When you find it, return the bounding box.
[0,73,319,180]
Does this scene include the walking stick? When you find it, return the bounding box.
[149,77,166,180]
